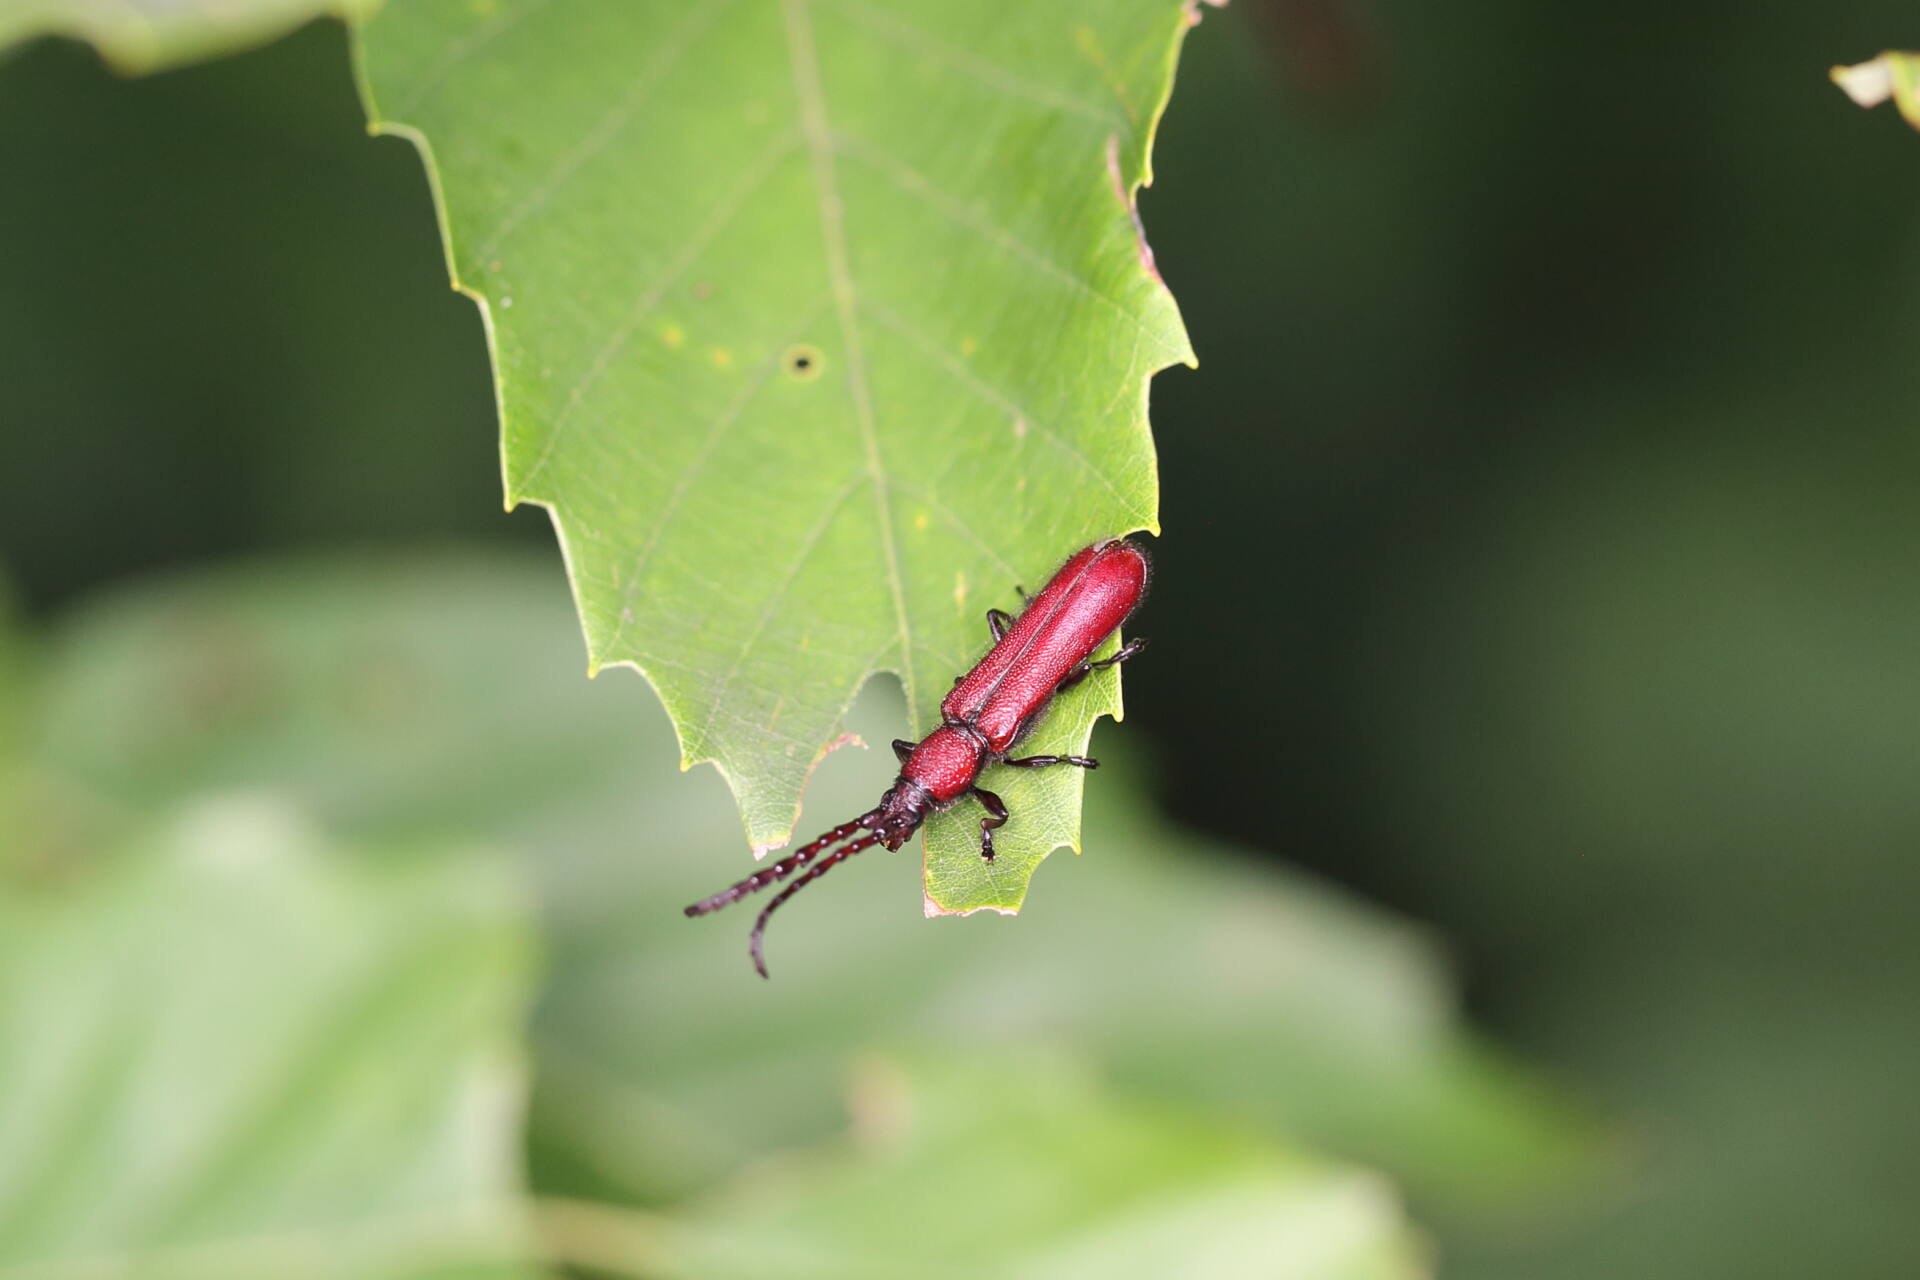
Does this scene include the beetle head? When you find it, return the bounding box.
[868,779,934,850]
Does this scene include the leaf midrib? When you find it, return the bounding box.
[780,0,916,719]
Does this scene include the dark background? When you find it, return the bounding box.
[6,3,1920,1275]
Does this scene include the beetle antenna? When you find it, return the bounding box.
[682,811,879,918]
[750,832,882,978]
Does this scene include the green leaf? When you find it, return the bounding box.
[22,554,1594,1217]
[0,0,376,73]
[638,1051,1427,1280]
[0,798,542,1280]
[350,1,1198,912]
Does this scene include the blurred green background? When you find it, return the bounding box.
[6,2,1920,1276]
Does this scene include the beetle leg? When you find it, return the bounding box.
[986,608,1015,641]
[892,738,916,762]
[972,786,1009,861]
[1087,635,1148,672]
[1005,754,1099,769]
[1061,636,1148,689]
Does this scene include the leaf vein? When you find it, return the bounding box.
[604,294,837,658]
[818,0,1122,128]
[692,471,870,758]
[830,128,1148,338]
[884,477,1021,581]
[513,128,802,495]
[862,296,1147,521]
[783,0,915,714]
[386,0,557,119]
[470,0,736,265]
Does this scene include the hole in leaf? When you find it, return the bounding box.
[784,344,824,381]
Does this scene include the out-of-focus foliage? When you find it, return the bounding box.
[1833,51,1920,131]
[6,553,1587,1276]
[653,1051,1423,1280]
[1356,414,1920,1277]
[0,26,509,612]
[353,1,1197,910]
[0,802,539,1280]
[0,0,373,72]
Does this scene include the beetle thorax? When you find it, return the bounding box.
[900,724,988,804]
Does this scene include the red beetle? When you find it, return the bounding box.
[686,538,1149,976]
